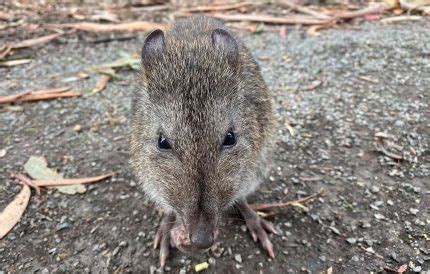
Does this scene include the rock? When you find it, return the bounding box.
[374,213,385,220]
[234,254,243,263]
[329,226,341,235]
[351,256,359,262]
[364,247,375,254]
[409,208,419,215]
[346,238,357,244]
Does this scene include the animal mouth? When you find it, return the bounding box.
[171,222,218,253]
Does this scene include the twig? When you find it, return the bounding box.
[46,21,167,33]
[180,2,256,13]
[375,141,403,161]
[334,3,394,19]
[10,172,41,195]
[250,191,323,211]
[11,33,62,49]
[0,87,80,104]
[276,1,333,20]
[211,13,330,25]
[400,1,430,15]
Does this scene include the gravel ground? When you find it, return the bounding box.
[1,20,429,273]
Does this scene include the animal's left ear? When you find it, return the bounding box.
[141,29,165,68]
[211,28,239,65]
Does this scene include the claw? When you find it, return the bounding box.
[153,212,175,266]
[236,200,276,258]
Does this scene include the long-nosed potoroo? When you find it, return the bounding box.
[130,16,277,267]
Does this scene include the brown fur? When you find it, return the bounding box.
[130,16,275,236]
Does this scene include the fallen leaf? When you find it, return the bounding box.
[0,87,80,104]
[24,156,86,194]
[47,21,167,33]
[0,59,32,67]
[0,185,31,239]
[11,33,62,49]
[30,172,115,186]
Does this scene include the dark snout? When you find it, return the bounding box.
[189,213,217,250]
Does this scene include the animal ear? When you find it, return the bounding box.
[211,28,238,65]
[141,29,165,67]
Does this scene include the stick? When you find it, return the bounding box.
[181,2,255,13]
[250,192,323,211]
[334,3,394,19]
[276,1,333,20]
[211,13,330,25]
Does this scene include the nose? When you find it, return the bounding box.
[189,215,215,250]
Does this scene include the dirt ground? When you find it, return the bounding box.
[1,18,429,273]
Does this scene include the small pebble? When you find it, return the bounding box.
[374,213,385,220]
[346,238,357,244]
[329,226,340,235]
[409,208,419,215]
[234,254,243,263]
[387,200,394,206]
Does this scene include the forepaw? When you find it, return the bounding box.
[237,201,277,258]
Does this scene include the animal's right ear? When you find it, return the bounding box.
[141,29,165,67]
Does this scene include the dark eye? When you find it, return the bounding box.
[158,134,171,150]
[223,129,236,148]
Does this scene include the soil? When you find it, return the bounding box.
[1,19,429,273]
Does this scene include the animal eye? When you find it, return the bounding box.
[222,129,236,148]
[158,134,171,150]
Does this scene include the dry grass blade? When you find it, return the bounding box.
[11,33,62,49]
[380,15,422,22]
[0,59,32,67]
[0,45,12,59]
[211,13,330,25]
[0,185,31,239]
[47,21,167,32]
[250,192,323,211]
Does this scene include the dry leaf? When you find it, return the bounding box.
[0,59,32,67]
[0,185,31,239]
[24,156,86,194]
[47,21,167,33]
[31,172,115,186]
[0,87,80,104]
